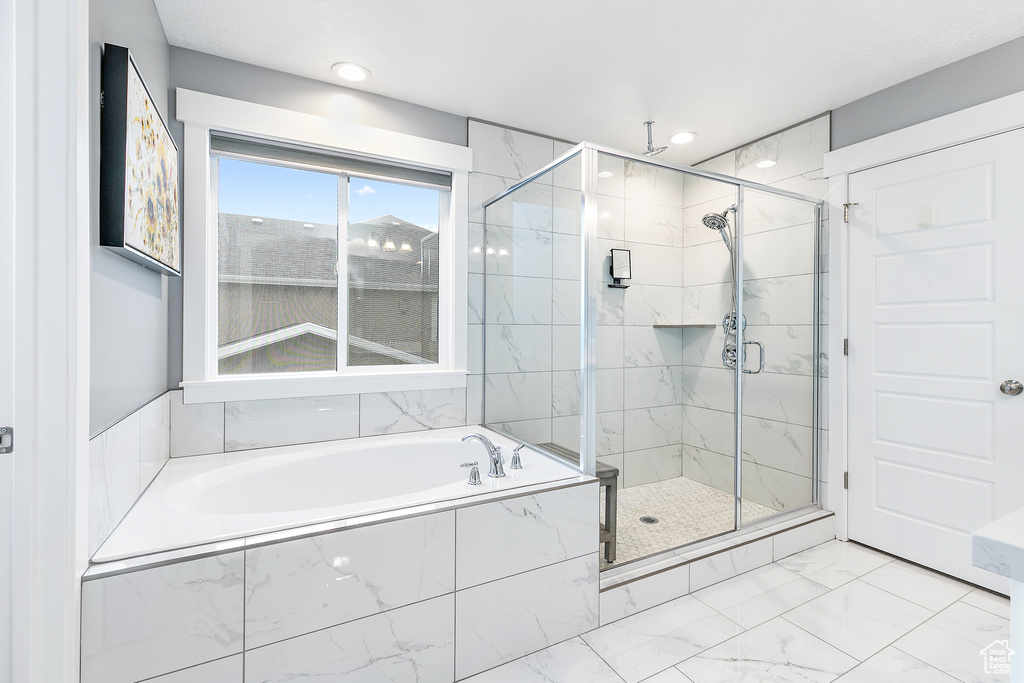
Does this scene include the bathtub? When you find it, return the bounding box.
[93,425,584,563]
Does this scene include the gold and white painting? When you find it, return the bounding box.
[124,63,179,271]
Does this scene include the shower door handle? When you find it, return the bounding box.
[742,340,765,374]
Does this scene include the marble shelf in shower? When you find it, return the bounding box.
[652,324,716,329]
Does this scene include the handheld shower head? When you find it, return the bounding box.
[642,121,669,157]
[702,212,730,231]
[702,205,737,254]
[701,205,737,232]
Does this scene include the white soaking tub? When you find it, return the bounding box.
[93,425,583,563]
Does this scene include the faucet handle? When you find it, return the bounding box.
[510,443,525,470]
[461,461,482,485]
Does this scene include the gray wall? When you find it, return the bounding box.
[89,0,172,435]
[165,48,469,387]
[832,35,1024,149]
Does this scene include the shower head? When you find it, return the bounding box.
[642,121,669,157]
[701,205,737,231]
[702,213,729,231]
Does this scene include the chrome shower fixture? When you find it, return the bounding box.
[702,205,737,253]
[701,205,736,231]
[642,121,669,157]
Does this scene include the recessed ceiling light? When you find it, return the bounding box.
[756,159,776,168]
[597,171,614,178]
[400,243,412,251]
[332,62,371,82]
[669,131,697,145]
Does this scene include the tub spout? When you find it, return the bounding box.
[461,433,505,478]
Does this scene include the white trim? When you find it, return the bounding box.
[178,90,469,403]
[825,176,849,540]
[181,370,469,404]
[10,0,90,679]
[823,87,1024,542]
[176,89,473,173]
[824,89,1024,177]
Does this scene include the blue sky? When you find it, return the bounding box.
[217,158,440,229]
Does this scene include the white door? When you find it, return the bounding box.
[0,0,14,673]
[848,129,1024,592]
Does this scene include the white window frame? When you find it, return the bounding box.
[176,88,471,403]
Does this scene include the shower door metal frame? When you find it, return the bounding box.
[482,141,825,538]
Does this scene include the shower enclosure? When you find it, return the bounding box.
[481,143,822,569]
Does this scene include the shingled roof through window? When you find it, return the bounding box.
[218,213,438,291]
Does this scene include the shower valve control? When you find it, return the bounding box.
[722,312,747,334]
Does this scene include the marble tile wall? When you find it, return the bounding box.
[470,120,577,448]
[88,391,171,557]
[473,116,829,505]
[168,386,469,457]
[597,513,835,628]
[592,154,689,488]
[681,113,830,514]
[81,480,601,683]
[81,552,245,683]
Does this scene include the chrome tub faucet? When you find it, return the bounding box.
[462,433,505,478]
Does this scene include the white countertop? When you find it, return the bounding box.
[972,506,1024,582]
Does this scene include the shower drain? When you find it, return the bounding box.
[639,516,659,524]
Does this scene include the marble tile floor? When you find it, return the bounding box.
[465,540,1011,683]
[601,475,778,568]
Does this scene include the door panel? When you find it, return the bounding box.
[848,129,1024,592]
[0,0,14,672]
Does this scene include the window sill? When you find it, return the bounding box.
[180,369,469,404]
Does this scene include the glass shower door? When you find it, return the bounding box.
[736,189,820,524]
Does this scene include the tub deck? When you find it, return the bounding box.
[92,425,588,566]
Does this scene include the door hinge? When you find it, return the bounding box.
[843,202,859,223]
[0,426,12,454]
[844,471,849,489]
[843,338,849,356]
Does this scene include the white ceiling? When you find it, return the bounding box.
[153,0,1024,164]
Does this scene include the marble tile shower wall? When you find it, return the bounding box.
[168,387,468,457]
[468,120,579,446]
[471,116,830,501]
[590,155,689,488]
[88,391,170,556]
[681,114,830,512]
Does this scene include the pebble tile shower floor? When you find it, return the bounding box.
[601,476,777,568]
[464,540,1011,682]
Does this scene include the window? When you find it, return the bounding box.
[177,89,470,402]
[213,144,443,375]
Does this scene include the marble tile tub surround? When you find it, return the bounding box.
[169,386,469,457]
[88,390,170,557]
[81,479,601,683]
[468,538,1010,683]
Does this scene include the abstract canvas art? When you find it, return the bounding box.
[100,44,180,276]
